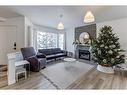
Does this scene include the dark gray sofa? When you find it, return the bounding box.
[38,48,67,60]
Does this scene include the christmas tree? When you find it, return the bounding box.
[92,26,125,67]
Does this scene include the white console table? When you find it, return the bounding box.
[7,52,29,85]
[15,60,30,82]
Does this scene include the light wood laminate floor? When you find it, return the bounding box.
[0,65,7,88]
[1,60,127,89]
[0,72,7,88]
[68,67,127,89]
[1,66,127,89]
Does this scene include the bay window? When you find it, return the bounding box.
[37,31,64,50]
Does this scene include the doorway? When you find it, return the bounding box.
[0,25,17,88]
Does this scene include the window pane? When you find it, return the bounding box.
[37,31,58,49]
[37,31,47,49]
[46,33,57,48]
[59,34,64,50]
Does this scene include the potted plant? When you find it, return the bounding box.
[91,26,125,73]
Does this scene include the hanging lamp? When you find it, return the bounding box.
[57,14,64,30]
[84,11,95,23]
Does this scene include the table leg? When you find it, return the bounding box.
[26,63,30,77]
[28,63,30,77]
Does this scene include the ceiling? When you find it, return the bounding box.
[0,6,127,29]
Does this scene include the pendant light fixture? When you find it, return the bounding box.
[57,14,64,30]
[84,11,95,23]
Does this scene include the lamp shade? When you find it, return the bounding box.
[57,22,64,30]
[84,11,95,23]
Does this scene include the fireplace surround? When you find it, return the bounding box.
[74,24,96,60]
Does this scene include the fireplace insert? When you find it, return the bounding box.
[79,49,90,60]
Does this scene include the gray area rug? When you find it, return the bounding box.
[40,61,95,89]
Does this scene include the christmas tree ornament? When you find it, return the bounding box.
[103,59,107,63]
[100,44,104,47]
[112,45,116,48]
[105,46,108,49]
[116,55,120,58]
[111,58,115,63]
[108,50,113,54]
[98,50,101,54]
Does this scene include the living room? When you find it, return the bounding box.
[0,5,127,90]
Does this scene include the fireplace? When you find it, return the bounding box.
[75,44,91,60]
[74,24,96,60]
[79,49,90,60]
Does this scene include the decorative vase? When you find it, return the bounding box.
[97,64,114,74]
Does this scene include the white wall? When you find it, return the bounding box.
[65,28,75,53]
[0,16,34,49]
[0,16,25,51]
[35,25,64,34]
[24,17,34,47]
[97,18,127,57]
[0,16,25,65]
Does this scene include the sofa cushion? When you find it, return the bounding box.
[38,48,63,55]
[46,54,56,58]
[36,53,46,58]
[38,48,67,60]
[46,53,65,59]
[38,49,51,55]
[55,53,66,57]
[52,48,62,54]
